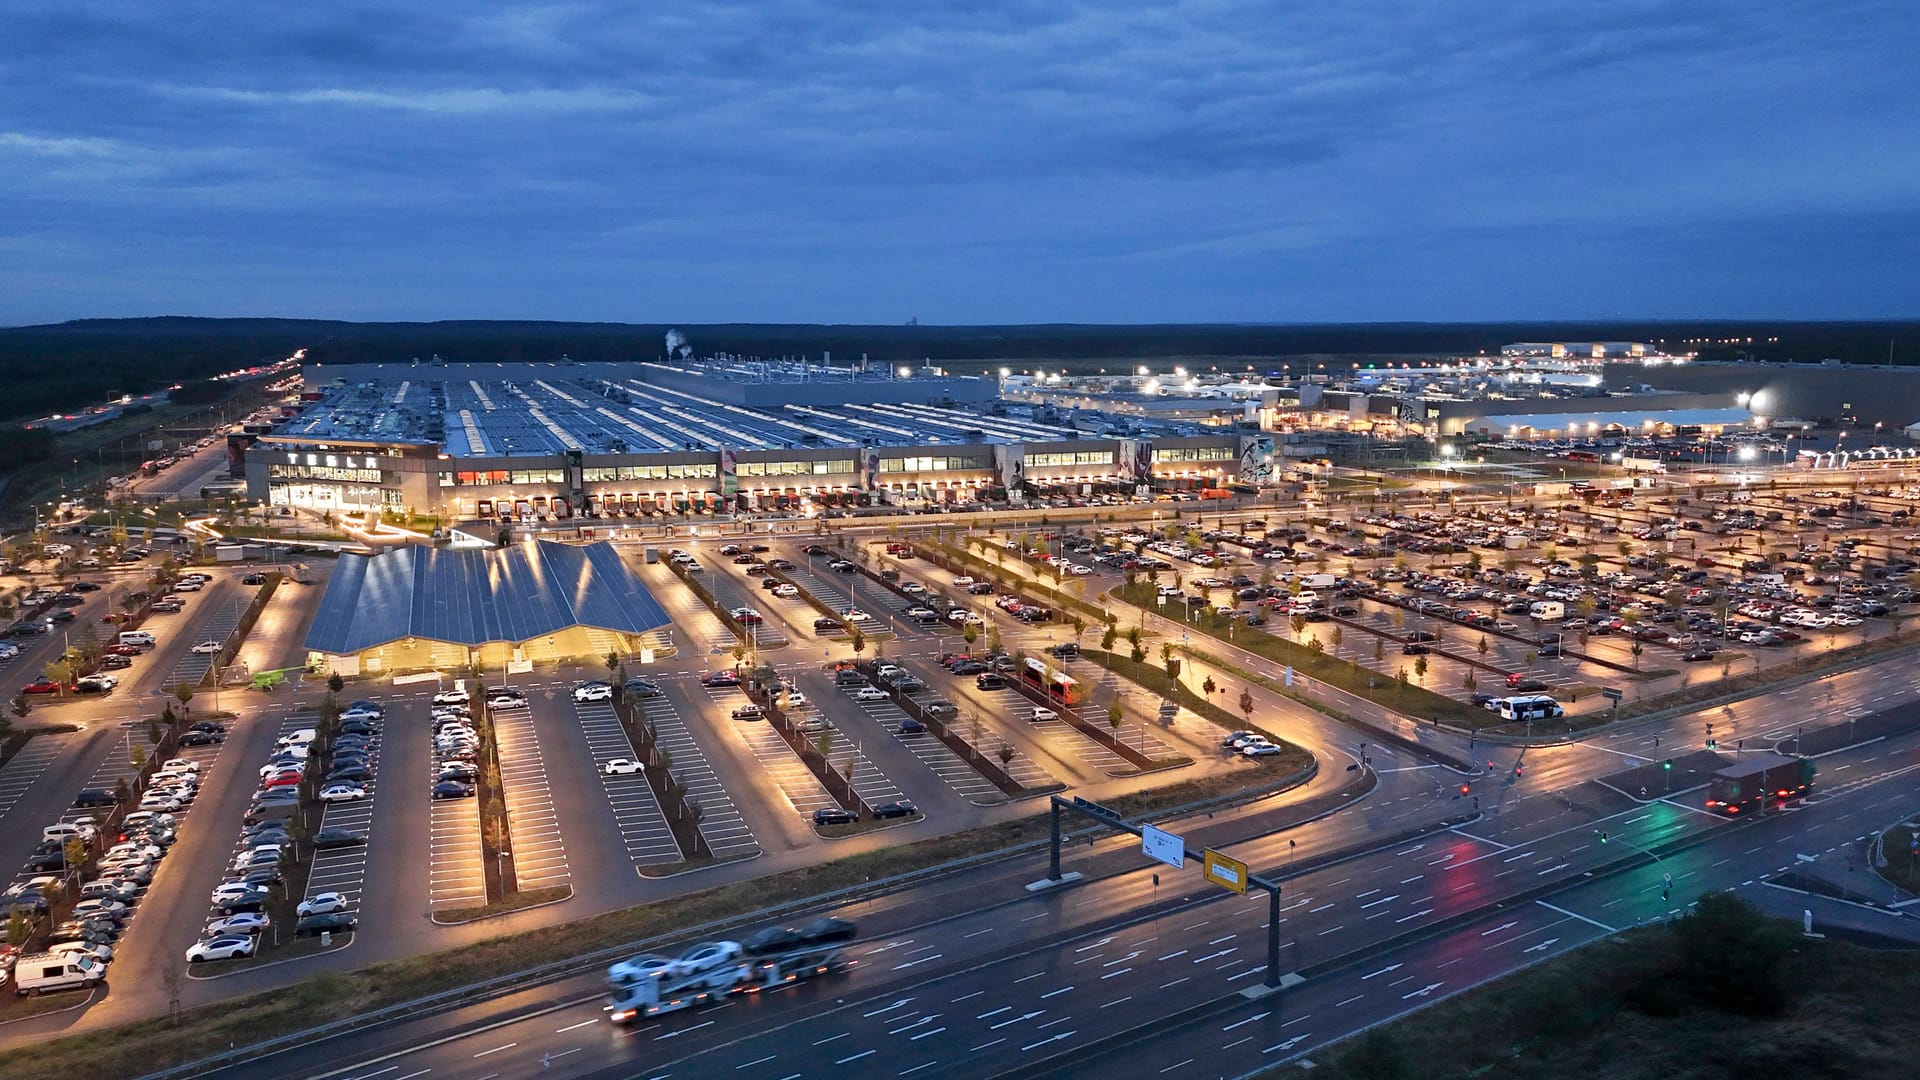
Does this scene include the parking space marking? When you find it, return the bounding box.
[571,699,682,865]
[167,597,245,687]
[787,701,910,809]
[306,722,380,913]
[0,731,72,819]
[490,704,571,891]
[427,713,486,910]
[843,692,1000,801]
[634,695,760,858]
[704,687,837,815]
[974,686,1128,773]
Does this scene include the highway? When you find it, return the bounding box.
[190,672,1920,1080]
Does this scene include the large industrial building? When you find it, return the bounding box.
[243,359,1267,522]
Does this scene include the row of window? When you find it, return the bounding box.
[737,459,855,477]
[1153,446,1235,463]
[1027,451,1116,467]
[877,455,993,472]
[579,464,721,483]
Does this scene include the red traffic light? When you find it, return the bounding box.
[1459,783,1471,795]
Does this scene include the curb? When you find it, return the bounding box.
[133,755,1330,1080]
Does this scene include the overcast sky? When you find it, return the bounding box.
[3,1,1916,326]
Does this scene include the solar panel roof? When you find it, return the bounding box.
[305,540,671,654]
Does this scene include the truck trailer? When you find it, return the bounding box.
[607,919,856,1023]
[1704,753,1814,815]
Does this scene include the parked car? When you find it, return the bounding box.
[871,800,918,819]
[811,807,858,826]
[294,912,358,937]
[187,935,258,963]
[573,681,614,703]
[296,893,349,918]
[311,829,367,850]
[431,780,475,800]
[602,758,644,776]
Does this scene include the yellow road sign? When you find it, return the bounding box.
[1203,848,1248,895]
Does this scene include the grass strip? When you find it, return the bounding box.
[0,754,1311,1080]
[1109,581,1485,725]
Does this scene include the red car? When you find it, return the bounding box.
[21,680,62,695]
[101,612,132,624]
[104,644,143,656]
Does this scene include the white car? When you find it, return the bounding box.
[602,758,644,776]
[845,609,871,622]
[1032,707,1059,722]
[905,607,937,619]
[851,686,889,701]
[159,759,201,775]
[297,892,349,918]
[1068,564,1093,576]
[187,935,257,963]
[669,940,744,977]
[317,783,368,802]
[48,941,113,964]
[432,689,470,706]
[900,582,927,594]
[1242,742,1283,757]
[794,717,831,733]
[190,640,222,654]
[772,583,800,598]
[204,912,270,937]
[782,690,808,708]
[210,881,264,905]
[139,792,185,812]
[573,682,614,703]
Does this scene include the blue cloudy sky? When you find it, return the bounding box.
[3,1,1916,326]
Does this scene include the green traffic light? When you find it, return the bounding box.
[1663,759,1673,770]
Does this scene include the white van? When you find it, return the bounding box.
[276,729,316,748]
[1497,695,1564,722]
[1527,601,1565,621]
[12,953,105,996]
[117,631,156,648]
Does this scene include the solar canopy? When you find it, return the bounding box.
[306,540,670,654]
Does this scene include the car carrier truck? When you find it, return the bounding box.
[1704,753,1814,815]
[607,918,856,1023]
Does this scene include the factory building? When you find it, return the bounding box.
[244,360,1263,523]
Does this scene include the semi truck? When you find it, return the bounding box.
[1704,753,1814,815]
[606,918,856,1023]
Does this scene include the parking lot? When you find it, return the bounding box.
[835,681,1004,803]
[701,682,838,815]
[489,699,572,893]
[304,721,380,918]
[0,732,73,817]
[569,698,683,866]
[631,689,761,859]
[164,592,245,688]
[425,726,486,914]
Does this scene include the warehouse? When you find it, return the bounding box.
[304,539,673,675]
[244,359,1258,522]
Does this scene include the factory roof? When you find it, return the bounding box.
[304,540,671,654]
[267,369,1217,457]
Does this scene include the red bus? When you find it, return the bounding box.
[1565,450,1601,463]
[1021,657,1085,705]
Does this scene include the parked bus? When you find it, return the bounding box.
[1020,657,1085,705]
[1564,450,1601,463]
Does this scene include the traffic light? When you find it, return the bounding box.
[1595,830,1609,843]
[1663,759,1673,770]
[1460,783,1471,796]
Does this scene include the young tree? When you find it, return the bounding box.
[1237,688,1255,725]
[1106,702,1123,738]
[1202,675,1217,697]
[327,671,345,695]
[1413,652,1429,682]
[173,682,194,714]
[963,622,979,654]
[1477,634,1490,656]
[1100,624,1116,652]
[1373,637,1385,662]
[850,629,867,657]
[997,743,1015,771]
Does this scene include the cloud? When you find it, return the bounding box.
[0,0,1916,325]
